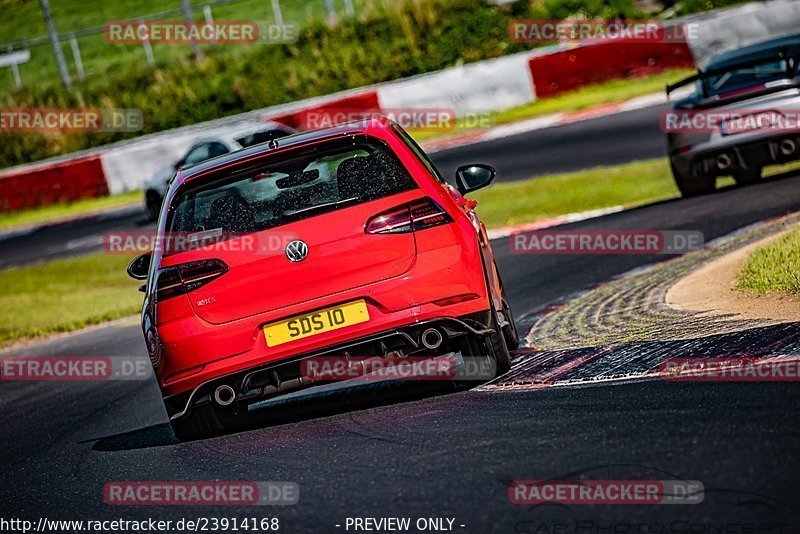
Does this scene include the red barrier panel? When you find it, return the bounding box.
[0,155,109,212]
[269,90,381,130]
[529,39,695,98]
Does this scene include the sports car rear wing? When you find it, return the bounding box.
[666,50,799,99]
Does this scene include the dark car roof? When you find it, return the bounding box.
[706,34,800,71]
[179,119,382,181]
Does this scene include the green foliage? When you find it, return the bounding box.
[0,0,534,168]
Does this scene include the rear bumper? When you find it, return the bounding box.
[672,132,800,178]
[151,216,491,398]
[164,311,494,421]
[156,290,491,397]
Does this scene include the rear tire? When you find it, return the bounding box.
[488,311,512,376]
[733,167,761,186]
[495,265,520,350]
[672,161,714,197]
[169,403,224,441]
[500,298,519,350]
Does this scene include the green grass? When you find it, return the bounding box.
[472,158,680,228]
[495,69,694,124]
[411,68,694,141]
[763,160,800,178]
[0,253,142,346]
[0,189,142,231]
[737,225,800,296]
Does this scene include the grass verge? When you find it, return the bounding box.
[737,225,800,296]
[472,158,680,228]
[0,253,142,347]
[0,190,142,232]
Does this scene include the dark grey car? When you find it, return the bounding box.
[666,35,800,196]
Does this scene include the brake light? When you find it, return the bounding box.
[154,259,228,302]
[366,198,452,234]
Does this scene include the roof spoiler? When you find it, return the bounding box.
[666,74,699,96]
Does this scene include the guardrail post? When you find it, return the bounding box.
[6,46,23,90]
[180,0,201,58]
[324,0,336,23]
[271,0,284,27]
[139,20,155,66]
[38,0,72,90]
[68,34,86,81]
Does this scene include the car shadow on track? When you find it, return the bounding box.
[86,368,523,451]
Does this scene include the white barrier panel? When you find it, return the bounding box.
[376,50,536,115]
[685,0,800,69]
[99,88,376,193]
[101,128,223,194]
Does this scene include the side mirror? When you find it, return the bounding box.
[127,253,152,281]
[455,164,496,195]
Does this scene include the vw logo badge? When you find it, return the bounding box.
[285,240,309,262]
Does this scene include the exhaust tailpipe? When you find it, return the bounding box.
[421,328,444,350]
[716,153,732,171]
[214,385,236,407]
[780,139,796,156]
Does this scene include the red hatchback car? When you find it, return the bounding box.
[127,118,518,439]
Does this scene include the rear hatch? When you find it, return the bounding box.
[162,136,423,325]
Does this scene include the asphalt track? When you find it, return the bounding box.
[0,104,668,271]
[3,167,800,531]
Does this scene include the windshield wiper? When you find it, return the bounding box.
[282,197,360,222]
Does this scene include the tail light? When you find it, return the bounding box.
[366,198,452,234]
[154,259,228,302]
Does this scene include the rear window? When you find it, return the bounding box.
[166,138,416,236]
[704,59,794,97]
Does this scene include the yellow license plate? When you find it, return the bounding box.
[263,300,370,347]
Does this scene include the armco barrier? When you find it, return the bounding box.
[529,37,695,99]
[376,51,537,114]
[0,155,108,212]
